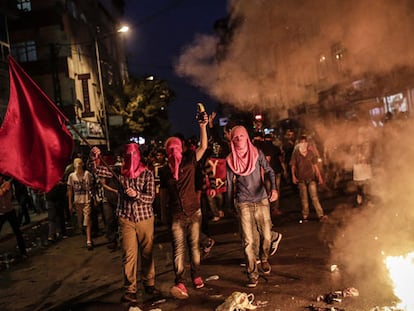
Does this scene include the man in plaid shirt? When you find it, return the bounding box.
[90,143,158,303]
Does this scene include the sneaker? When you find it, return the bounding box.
[270,233,282,256]
[261,261,271,274]
[212,216,220,222]
[193,276,204,289]
[144,285,162,297]
[87,242,94,251]
[300,218,308,224]
[121,292,137,303]
[170,283,189,299]
[202,238,215,257]
[246,278,258,288]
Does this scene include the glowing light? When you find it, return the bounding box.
[117,25,129,33]
[385,251,414,310]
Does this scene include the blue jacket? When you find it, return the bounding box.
[227,150,276,206]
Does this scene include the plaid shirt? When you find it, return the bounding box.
[117,170,155,222]
[89,160,155,222]
[94,165,113,179]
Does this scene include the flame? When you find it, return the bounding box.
[385,251,414,311]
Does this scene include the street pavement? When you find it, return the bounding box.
[0,187,395,311]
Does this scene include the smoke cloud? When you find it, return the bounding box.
[175,0,414,112]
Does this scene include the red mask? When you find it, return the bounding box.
[165,137,183,180]
[121,143,145,178]
[226,126,259,176]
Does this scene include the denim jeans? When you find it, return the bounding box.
[237,198,272,280]
[119,216,155,294]
[298,181,324,219]
[171,209,202,284]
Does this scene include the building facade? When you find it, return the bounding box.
[4,0,128,151]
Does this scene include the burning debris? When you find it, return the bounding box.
[316,287,359,304]
[384,252,414,311]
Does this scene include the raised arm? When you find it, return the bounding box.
[195,113,209,161]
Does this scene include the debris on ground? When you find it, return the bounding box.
[306,305,345,311]
[216,291,257,311]
[316,287,359,304]
[206,274,220,281]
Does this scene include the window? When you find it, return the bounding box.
[17,0,32,12]
[11,41,37,62]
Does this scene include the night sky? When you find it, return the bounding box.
[121,0,229,138]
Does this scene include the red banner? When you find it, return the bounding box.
[0,56,73,192]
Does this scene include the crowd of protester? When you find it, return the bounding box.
[0,110,384,306]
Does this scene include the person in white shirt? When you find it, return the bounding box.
[67,158,94,250]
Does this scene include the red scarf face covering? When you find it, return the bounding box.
[121,143,146,178]
[165,137,183,180]
[226,125,259,176]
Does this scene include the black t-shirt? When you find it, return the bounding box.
[159,150,200,217]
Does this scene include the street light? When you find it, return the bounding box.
[95,25,129,151]
[117,25,129,33]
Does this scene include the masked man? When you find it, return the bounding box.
[159,112,209,300]
[226,125,279,288]
[90,144,158,304]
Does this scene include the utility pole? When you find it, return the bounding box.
[95,37,110,151]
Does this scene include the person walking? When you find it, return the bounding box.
[159,112,209,300]
[351,126,374,206]
[198,151,217,259]
[290,135,328,223]
[67,157,94,250]
[90,143,159,304]
[46,178,68,242]
[226,125,280,288]
[12,180,33,226]
[0,174,27,258]
[261,133,287,217]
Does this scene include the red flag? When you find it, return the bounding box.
[0,56,73,192]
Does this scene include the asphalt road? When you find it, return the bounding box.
[0,187,398,311]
